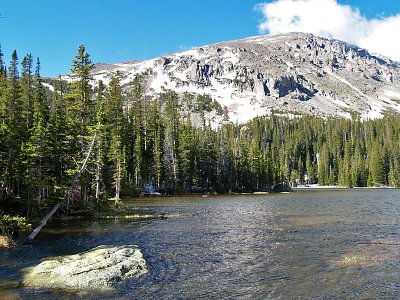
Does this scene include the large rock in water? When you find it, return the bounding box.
[23,245,147,289]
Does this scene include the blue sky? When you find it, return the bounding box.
[0,0,399,76]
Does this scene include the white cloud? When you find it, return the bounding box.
[256,0,400,62]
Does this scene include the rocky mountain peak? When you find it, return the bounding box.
[91,32,400,124]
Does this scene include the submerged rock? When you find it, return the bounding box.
[23,245,147,290]
[328,239,400,269]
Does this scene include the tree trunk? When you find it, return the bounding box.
[95,148,101,203]
[115,159,121,208]
[24,203,62,243]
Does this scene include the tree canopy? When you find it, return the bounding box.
[1,45,400,216]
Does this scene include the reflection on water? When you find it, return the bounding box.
[1,190,400,299]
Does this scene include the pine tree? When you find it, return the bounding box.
[147,98,165,189]
[65,44,95,202]
[128,75,145,188]
[6,50,24,197]
[249,138,262,190]
[33,58,48,123]
[25,114,49,205]
[263,143,275,189]
[178,114,195,191]
[21,53,34,130]
[0,46,7,118]
[0,46,4,75]
[163,92,180,191]
[93,80,106,202]
[25,58,50,205]
[218,126,233,192]
[317,144,329,186]
[368,142,388,186]
[105,74,124,206]
[0,46,8,200]
[47,75,68,189]
[342,142,352,187]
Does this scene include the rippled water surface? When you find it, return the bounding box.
[1,189,400,299]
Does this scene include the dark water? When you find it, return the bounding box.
[1,189,400,299]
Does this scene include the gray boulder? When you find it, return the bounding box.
[23,245,147,290]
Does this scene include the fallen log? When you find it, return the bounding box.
[24,203,61,244]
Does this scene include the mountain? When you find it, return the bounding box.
[88,32,400,123]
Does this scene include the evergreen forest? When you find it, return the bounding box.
[1,45,400,216]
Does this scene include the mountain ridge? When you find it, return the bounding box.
[83,32,400,124]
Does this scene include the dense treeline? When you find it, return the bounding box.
[0,45,399,215]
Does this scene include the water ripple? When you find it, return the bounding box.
[1,189,400,299]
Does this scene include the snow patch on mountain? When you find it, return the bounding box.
[42,82,54,92]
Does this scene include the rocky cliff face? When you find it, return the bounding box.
[91,32,400,123]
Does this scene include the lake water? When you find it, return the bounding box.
[1,189,400,299]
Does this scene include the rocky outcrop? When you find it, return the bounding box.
[269,75,297,98]
[23,245,147,290]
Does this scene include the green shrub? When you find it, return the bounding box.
[0,214,32,240]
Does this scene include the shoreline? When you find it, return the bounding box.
[294,185,396,190]
[127,186,399,200]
